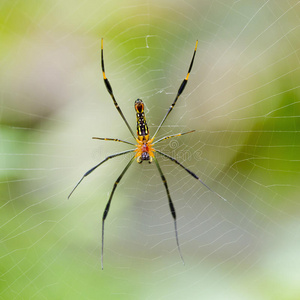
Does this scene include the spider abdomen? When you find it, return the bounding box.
[137,112,148,137]
[135,99,149,140]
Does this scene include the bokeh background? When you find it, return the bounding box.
[1,0,300,299]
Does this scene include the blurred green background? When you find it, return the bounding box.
[1,0,300,299]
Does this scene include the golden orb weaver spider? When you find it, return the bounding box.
[69,38,226,269]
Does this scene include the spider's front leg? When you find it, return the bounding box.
[101,38,135,139]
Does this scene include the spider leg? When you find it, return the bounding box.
[153,156,185,265]
[153,130,195,145]
[156,150,227,202]
[101,156,135,269]
[92,137,135,146]
[68,149,134,199]
[101,38,135,139]
[152,41,198,139]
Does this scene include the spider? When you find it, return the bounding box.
[69,38,226,269]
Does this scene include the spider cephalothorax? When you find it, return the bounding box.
[135,139,154,163]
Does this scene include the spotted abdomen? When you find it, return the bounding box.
[135,99,149,141]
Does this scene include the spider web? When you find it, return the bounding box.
[1,0,300,299]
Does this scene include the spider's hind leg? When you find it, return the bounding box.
[152,156,185,265]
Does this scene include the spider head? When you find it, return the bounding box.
[137,154,152,164]
[137,152,152,164]
[134,99,144,113]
